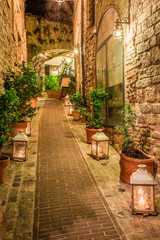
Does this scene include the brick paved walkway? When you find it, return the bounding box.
[33,99,126,240]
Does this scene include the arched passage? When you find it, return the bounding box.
[96,7,124,126]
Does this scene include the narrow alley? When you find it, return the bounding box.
[33,99,124,240]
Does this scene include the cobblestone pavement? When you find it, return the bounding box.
[33,99,126,240]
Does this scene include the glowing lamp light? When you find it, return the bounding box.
[64,94,70,106]
[91,130,109,161]
[12,130,28,161]
[130,164,157,216]
[68,103,74,116]
[113,23,123,40]
[74,49,79,54]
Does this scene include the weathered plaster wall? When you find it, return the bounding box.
[26,15,73,62]
[0,0,27,94]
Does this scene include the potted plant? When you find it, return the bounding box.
[4,63,42,136]
[0,89,20,183]
[45,75,62,99]
[69,93,85,120]
[116,103,155,184]
[84,88,108,143]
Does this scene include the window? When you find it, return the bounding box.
[96,7,124,127]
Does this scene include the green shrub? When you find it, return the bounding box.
[69,93,84,111]
[116,103,138,151]
[45,75,61,92]
[85,88,108,129]
[0,89,20,152]
[4,63,42,121]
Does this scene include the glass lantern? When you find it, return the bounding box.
[12,130,28,161]
[24,117,31,136]
[91,130,109,160]
[68,103,74,116]
[130,164,157,215]
[64,94,70,106]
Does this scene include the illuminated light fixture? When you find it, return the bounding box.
[74,49,79,54]
[113,0,130,40]
[12,130,28,161]
[113,22,123,40]
[64,94,70,106]
[130,164,157,216]
[66,57,70,63]
[91,130,109,161]
[56,0,64,5]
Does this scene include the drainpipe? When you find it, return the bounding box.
[81,0,85,99]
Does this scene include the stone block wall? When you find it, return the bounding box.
[26,15,73,62]
[74,0,160,159]
[0,0,27,94]
[124,0,160,158]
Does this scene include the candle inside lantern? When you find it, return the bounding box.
[138,197,146,210]
[18,150,25,158]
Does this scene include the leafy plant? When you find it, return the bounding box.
[116,103,138,152]
[57,59,76,94]
[4,63,42,121]
[45,75,61,92]
[85,88,108,129]
[0,89,20,154]
[69,93,84,112]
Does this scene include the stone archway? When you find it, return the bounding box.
[96,7,124,127]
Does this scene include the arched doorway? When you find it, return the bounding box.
[96,7,124,126]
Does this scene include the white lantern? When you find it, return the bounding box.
[68,103,74,116]
[91,130,109,160]
[64,94,70,106]
[23,117,31,136]
[130,164,157,215]
[12,130,28,161]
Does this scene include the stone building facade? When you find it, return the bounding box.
[26,14,73,62]
[74,0,160,159]
[0,0,27,94]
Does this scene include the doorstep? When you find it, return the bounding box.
[64,106,160,240]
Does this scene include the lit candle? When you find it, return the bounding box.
[138,197,146,210]
[18,150,25,158]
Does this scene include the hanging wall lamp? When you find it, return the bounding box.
[113,0,130,40]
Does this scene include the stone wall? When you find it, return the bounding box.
[124,0,160,158]
[74,0,160,159]
[26,14,73,62]
[0,0,27,94]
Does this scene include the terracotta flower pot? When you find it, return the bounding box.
[11,122,27,137]
[85,128,104,144]
[0,155,10,183]
[120,150,155,184]
[31,98,37,108]
[72,110,80,121]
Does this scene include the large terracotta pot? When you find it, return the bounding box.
[11,122,27,137]
[72,110,80,121]
[31,98,37,108]
[85,128,104,144]
[0,155,10,183]
[120,150,155,184]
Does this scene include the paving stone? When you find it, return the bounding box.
[34,100,124,240]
